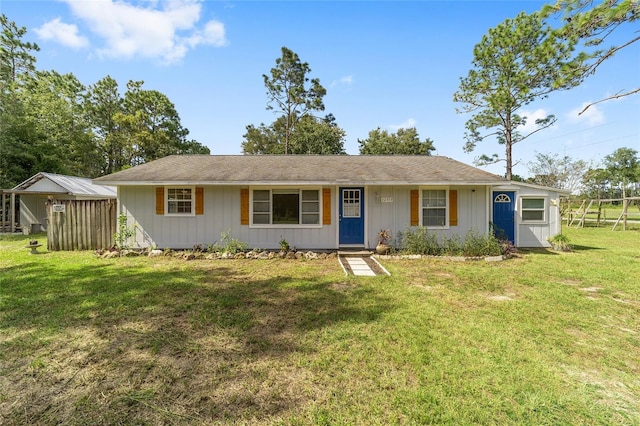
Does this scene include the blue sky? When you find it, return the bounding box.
[3,0,639,177]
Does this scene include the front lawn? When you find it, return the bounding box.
[1,228,638,424]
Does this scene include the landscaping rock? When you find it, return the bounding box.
[285,251,297,259]
[148,249,163,257]
[485,255,505,262]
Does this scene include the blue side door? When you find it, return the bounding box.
[492,191,515,243]
[339,187,364,245]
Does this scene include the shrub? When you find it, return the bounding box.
[210,230,249,255]
[400,227,440,255]
[462,228,502,257]
[441,234,463,256]
[548,233,571,251]
[113,213,135,250]
[279,236,290,252]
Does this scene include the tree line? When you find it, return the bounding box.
[0,14,210,188]
[1,0,637,189]
[524,147,640,198]
[240,46,435,156]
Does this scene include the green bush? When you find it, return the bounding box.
[398,227,502,257]
[209,230,249,254]
[441,234,463,256]
[401,227,440,255]
[462,228,502,257]
[113,213,135,250]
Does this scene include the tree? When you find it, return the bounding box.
[603,147,639,198]
[0,14,43,187]
[453,11,583,180]
[242,114,345,155]
[261,46,326,154]
[0,14,39,87]
[118,80,208,166]
[289,114,345,155]
[242,119,285,155]
[21,71,103,177]
[543,0,640,113]
[358,127,435,155]
[526,152,590,194]
[84,76,125,175]
[581,167,611,199]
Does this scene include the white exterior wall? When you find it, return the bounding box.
[515,187,563,248]
[120,186,337,250]
[365,186,489,248]
[120,183,559,250]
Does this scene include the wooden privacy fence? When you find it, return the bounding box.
[46,199,117,251]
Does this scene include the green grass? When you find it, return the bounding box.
[1,229,639,425]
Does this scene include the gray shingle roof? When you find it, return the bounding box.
[94,155,508,185]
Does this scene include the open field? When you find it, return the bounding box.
[1,228,639,425]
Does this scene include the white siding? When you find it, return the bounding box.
[516,187,563,247]
[365,186,489,248]
[120,183,559,250]
[121,186,337,250]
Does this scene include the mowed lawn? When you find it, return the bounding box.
[1,228,638,425]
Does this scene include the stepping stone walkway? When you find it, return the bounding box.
[345,257,377,276]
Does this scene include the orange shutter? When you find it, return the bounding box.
[449,190,458,226]
[410,190,419,226]
[195,187,204,215]
[156,187,164,215]
[322,188,331,225]
[240,189,249,225]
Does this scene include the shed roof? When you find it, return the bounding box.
[13,172,117,197]
[94,155,509,186]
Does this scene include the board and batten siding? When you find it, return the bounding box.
[365,186,489,248]
[119,186,338,250]
[516,186,562,247]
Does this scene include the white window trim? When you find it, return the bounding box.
[420,186,450,229]
[165,186,196,217]
[249,186,323,228]
[520,196,547,224]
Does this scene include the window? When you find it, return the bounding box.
[521,198,545,222]
[167,187,194,215]
[342,189,361,218]
[252,189,320,226]
[422,189,447,227]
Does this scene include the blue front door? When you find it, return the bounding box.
[492,191,515,243]
[339,187,364,245]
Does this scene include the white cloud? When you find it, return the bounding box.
[567,102,605,127]
[330,75,353,88]
[388,118,416,131]
[34,18,89,49]
[518,108,554,134]
[60,0,227,64]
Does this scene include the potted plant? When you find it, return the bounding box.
[376,229,391,255]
